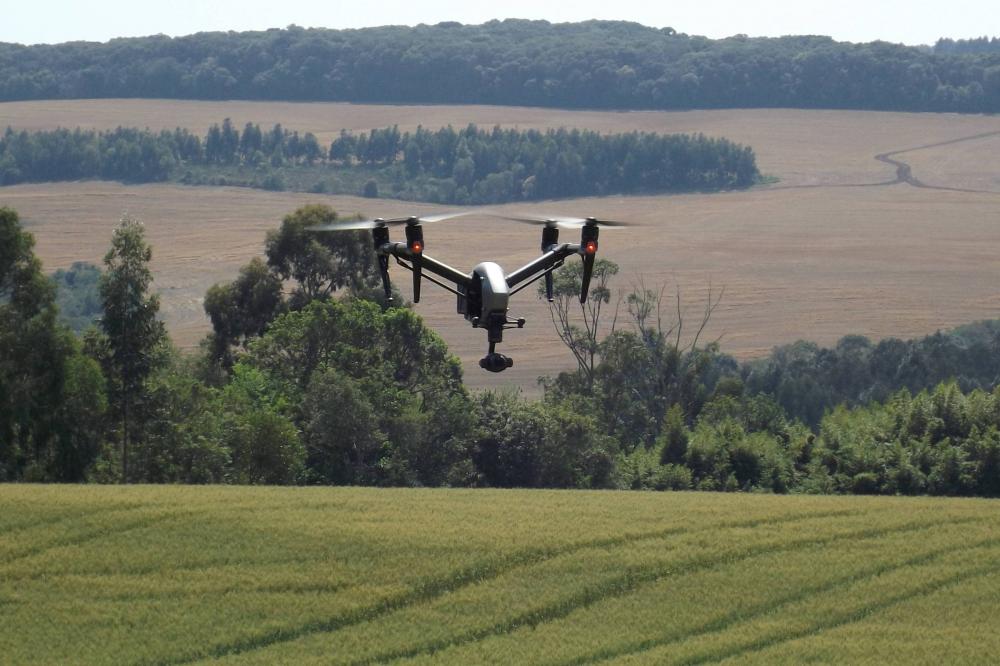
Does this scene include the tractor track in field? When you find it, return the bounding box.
[0,501,151,536]
[351,516,986,665]
[561,535,1000,666]
[767,130,1000,193]
[155,508,865,665]
[679,548,1000,665]
[0,508,197,571]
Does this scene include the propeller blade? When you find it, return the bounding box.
[308,218,385,232]
[552,215,630,228]
[310,211,469,232]
[497,213,629,229]
[414,211,470,224]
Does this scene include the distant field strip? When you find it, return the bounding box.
[874,130,1000,193]
[2,487,998,665]
[771,130,1000,192]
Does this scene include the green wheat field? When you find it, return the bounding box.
[1,486,998,664]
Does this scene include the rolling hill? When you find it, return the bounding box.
[2,101,999,391]
[1,485,998,664]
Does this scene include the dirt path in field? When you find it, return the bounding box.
[770,130,1000,193]
[873,131,1000,193]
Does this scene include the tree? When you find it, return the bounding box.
[540,258,620,386]
[1,206,60,477]
[265,204,379,305]
[133,356,228,483]
[241,298,471,485]
[203,257,285,367]
[0,208,106,481]
[470,390,614,488]
[99,216,166,482]
[541,263,730,449]
[221,364,304,485]
[303,368,386,484]
[52,261,103,333]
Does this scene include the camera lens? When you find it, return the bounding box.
[479,353,514,373]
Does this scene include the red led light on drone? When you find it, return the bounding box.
[411,240,423,254]
[584,240,597,255]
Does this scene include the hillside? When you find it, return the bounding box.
[2,21,999,112]
[1,486,998,664]
[3,102,999,391]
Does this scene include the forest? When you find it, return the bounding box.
[1,21,999,113]
[0,121,759,203]
[934,37,1000,54]
[3,204,999,496]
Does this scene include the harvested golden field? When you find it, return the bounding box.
[1,101,999,391]
[1,485,998,664]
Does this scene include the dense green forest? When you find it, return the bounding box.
[0,121,758,203]
[935,37,1000,54]
[4,204,999,494]
[1,22,999,113]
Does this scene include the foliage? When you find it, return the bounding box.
[221,365,304,485]
[264,204,379,305]
[51,261,102,333]
[130,353,229,484]
[1,22,999,112]
[4,200,1000,496]
[203,256,285,367]
[241,298,474,486]
[0,208,107,481]
[471,390,615,489]
[540,258,619,385]
[0,121,759,204]
[935,37,1000,54]
[99,216,167,482]
[809,382,1000,496]
[742,324,1000,427]
[334,124,759,202]
[541,262,733,449]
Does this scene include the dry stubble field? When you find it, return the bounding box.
[1,101,999,391]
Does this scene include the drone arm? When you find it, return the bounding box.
[393,257,465,297]
[505,244,579,290]
[508,258,565,297]
[384,244,471,288]
[413,253,472,288]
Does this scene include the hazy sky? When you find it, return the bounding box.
[2,0,997,46]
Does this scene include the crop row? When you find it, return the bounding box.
[0,487,997,664]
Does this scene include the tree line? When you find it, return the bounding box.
[2,203,999,494]
[935,37,1000,54]
[0,121,759,203]
[2,21,999,112]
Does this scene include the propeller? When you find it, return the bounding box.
[308,211,469,232]
[498,214,630,229]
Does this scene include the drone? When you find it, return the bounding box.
[309,211,628,372]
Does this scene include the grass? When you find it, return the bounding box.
[1,486,998,664]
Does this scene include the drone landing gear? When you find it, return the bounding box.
[475,313,524,373]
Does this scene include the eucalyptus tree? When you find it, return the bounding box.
[99,216,166,482]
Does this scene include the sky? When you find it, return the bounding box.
[2,0,997,47]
